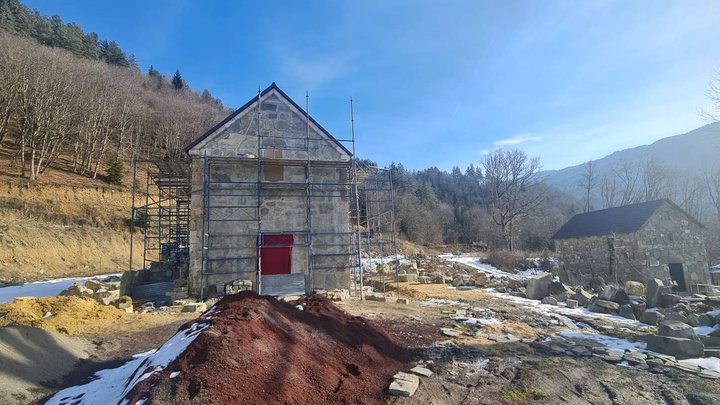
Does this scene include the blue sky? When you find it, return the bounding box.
[23,0,720,171]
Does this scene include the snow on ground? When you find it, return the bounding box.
[360,255,410,270]
[679,357,720,372]
[0,273,122,304]
[46,313,213,405]
[445,256,532,279]
[695,325,720,336]
[556,330,646,351]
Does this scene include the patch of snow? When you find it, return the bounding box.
[708,309,720,317]
[556,330,646,351]
[0,273,122,304]
[446,257,528,280]
[695,326,719,336]
[46,320,210,405]
[418,298,464,307]
[453,316,501,326]
[679,357,720,372]
[169,371,181,379]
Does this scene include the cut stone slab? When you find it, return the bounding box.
[619,304,636,320]
[646,335,705,359]
[565,299,579,309]
[389,372,420,397]
[600,286,630,304]
[526,273,553,300]
[541,296,558,306]
[441,328,461,337]
[657,320,699,341]
[661,293,682,307]
[646,278,664,308]
[396,298,409,305]
[640,310,664,326]
[588,299,620,314]
[572,288,594,306]
[410,366,434,377]
[181,302,207,313]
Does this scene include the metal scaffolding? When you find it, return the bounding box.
[130,159,191,280]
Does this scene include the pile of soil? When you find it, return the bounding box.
[0,296,126,335]
[0,325,92,405]
[126,292,414,404]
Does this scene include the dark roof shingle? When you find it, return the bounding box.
[553,199,668,239]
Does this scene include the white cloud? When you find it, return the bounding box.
[493,134,541,147]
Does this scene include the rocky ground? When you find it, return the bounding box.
[340,283,720,404]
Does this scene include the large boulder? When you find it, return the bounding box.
[661,293,682,307]
[646,278,664,308]
[640,310,665,326]
[526,273,553,300]
[599,286,630,304]
[619,304,636,320]
[588,299,620,314]
[572,287,594,306]
[624,281,645,297]
[548,281,573,295]
[646,335,704,359]
[657,320,700,341]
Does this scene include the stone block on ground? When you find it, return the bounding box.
[441,328,461,337]
[661,293,682,307]
[181,302,208,313]
[388,372,420,397]
[410,366,433,377]
[59,283,93,297]
[619,304,636,320]
[84,279,104,292]
[646,335,704,359]
[398,274,419,283]
[572,288,594,306]
[548,281,573,295]
[92,290,120,306]
[565,299,579,309]
[526,272,553,300]
[657,320,699,341]
[624,281,645,297]
[396,298,409,305]
[599,286,630,304]
[588,299,620,314]
[541,296,558,306]
[640,310,664,326]
[114,296,133,312]
[646,278,664,308]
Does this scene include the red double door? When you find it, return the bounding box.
[259,234,293,275]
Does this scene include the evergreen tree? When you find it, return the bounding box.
[171,70,184,90]
[128,53,139,71]
[100,40,129,67]
[106,157,124,185]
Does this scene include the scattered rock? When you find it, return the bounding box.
[565,299,579,309]
[600,286,630,304]
[410,366,434,377]
[541,296,558,306]
[84,279,104,292]
[646,335,704,359]
[59,284,93,297]
[619,304,636,320]
[640,310,664,326]
[572,288,594,306]
[661,293,682,307]
[624,280,645,296]
[646,278,664,308]
[441,328,461,337]
[588,299,620,314]
[657,320,699,341]
[181,302,208,313]
[526,273,553,300]
[388,372,420,397]
[396,298,409,305]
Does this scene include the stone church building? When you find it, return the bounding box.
[553,199,709,290]
[184,83,355,297]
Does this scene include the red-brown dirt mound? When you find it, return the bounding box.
[125,292,413,404]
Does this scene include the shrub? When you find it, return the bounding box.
[485,250,532,272]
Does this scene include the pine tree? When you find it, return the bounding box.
[106,156,124,185]
[171,70,184,90]
[128,53,139,71]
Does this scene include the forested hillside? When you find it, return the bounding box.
[0,0,228,181]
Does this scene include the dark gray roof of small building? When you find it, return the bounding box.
[553,199,668,239]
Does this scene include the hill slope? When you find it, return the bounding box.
[541,122,720,202]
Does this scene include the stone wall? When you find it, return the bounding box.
[186,88,353,296]
[557,201,709,288]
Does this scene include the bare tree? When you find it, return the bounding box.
[482,149,546,250]
[701,69,720,122]
[705,167,720,225]
[578,160,597,212]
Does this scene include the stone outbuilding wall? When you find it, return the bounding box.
[185,85,353,296]
[556,201,709,289]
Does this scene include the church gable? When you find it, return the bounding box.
[186,83,351,162]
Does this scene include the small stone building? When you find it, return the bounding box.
[553,199,709,290]
[184,83,355,297]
